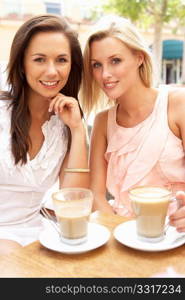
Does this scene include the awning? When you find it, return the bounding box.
[162,40,183,60]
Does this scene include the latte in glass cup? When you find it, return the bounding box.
[129,186,172,242]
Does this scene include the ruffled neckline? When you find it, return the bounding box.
[28,114,59,163]
[105,85,170,192]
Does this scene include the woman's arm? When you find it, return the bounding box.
[168,88,185,231]
[90,110,115,214]
[49,93,89,189]
[59,122,90,188]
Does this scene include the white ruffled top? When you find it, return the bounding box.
[0,100,68,225]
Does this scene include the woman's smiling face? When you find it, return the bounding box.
[90,37,142,100]
[24,31,71,100]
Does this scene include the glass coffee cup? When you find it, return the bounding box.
[52,188,93,245]
[129,185,173,243]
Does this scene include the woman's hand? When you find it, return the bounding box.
[169,191,185,232]
[48,93,82,130]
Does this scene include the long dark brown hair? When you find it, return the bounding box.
[0,14,83,165]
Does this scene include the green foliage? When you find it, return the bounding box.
[104,0,185,26]
[164,0,185,22]
[104,0,148,21]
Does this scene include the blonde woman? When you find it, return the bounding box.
[82,15,185,232]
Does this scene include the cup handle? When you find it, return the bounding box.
[165,196,183,234]
[164,221,170,234]
[170,196,183,209]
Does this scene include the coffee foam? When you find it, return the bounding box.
[130,187,171,202]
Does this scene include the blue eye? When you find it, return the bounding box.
[92,62,101,69]
[112,58,121,64]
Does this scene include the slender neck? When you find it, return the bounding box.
[117,85,158,118]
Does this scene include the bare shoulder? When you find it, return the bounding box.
[93,108,109,134]
[168,86,185,108]
[168,87,185,134]
[94,109,109,128]
[94,108,109,122]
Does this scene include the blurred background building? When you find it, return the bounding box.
[0,0,185,91]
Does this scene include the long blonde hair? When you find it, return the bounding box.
[82,15,154,115]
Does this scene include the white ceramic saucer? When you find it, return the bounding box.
[39,221,110,254]
[113,220,185,252]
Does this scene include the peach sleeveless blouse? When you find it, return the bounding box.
[105,85,185,216]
